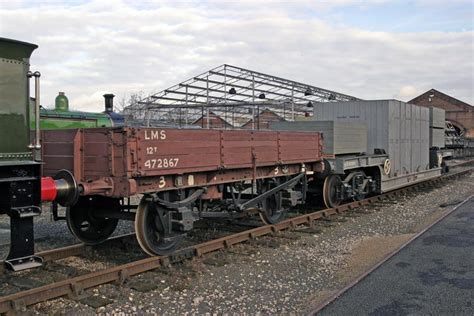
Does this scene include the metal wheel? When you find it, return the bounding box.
[352,171,366,201]
[259,179,287,225]
[322,175,342,208]
[66,196,119,245]
[353,192,366,201]
[135,195,183,256]
[441,161,449,174]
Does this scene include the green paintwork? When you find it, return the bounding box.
[29,94,113,129]
[1,36,112,163]
[0,38,38,61]
[31,108,113,129]
[55,92,69,111]
[0,37,37,162]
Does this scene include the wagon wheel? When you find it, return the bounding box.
[322,175,342,208]
[135,195,183,256]
[353,191,366,201]
[259,179,287,225]
[352,171,366,202]
[66,196,119,245]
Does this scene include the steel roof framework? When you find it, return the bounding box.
[124,64,361,128]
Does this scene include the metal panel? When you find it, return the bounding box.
[269,121,367,155]
[412,105,420,171]
[430,128,445,148]
[421,106,430,169]
[399,100,408,173]
[313,99,431,177]
[327,154,388,174]
[380,168,441,191]
[429,107,445,128]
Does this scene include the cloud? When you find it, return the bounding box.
[0,0,472,112]
[397,85,419,100]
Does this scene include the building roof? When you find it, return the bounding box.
[409,89,472,111]
[242,109,284,127]
[192,111,234,126]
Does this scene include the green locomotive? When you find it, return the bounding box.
[0,38,77,271]
[31,92,123,130]
[0,38,43,271]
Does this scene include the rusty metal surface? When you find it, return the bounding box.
[42,127,323,197]
[1,167,471,313]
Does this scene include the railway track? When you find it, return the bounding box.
[0,163,472,314]
[0,233,136,276]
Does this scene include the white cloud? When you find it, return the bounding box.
[0,0,472,112]
[397,85,419,100]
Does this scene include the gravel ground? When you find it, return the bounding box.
[319,196,474,315]
[0,202,136,258]
[17,170,473,314]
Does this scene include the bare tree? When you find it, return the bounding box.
[116,91,146,113]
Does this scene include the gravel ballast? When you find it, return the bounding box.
[3,171,472,314]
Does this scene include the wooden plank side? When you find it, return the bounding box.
[43,128,322,184]
[251,131,279,165]
[133,128,322,176]
[80,129,113,180]
[221,130,253,167]
[112,129,126,177]
[278,131,321,163]
[42,142,74,156]
[41,130,77,177]
[42,157,74,176]
[135,128,221,175]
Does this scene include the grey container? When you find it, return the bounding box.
[269,121,367,155]
[429,107,445,128]
[313,100,430,177]
[430,128,445,148]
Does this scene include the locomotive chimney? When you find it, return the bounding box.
[103,94,114,113]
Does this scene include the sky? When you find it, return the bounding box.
[1,0,473,112]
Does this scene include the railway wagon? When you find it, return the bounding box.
[315,100,442,194]
[271,100,444,208]
[42,127,324,255]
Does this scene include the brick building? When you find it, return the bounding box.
[193,111,233,129]
[242,109,284,130]
[409,89,474,138]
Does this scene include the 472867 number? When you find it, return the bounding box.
[144,158,179,169]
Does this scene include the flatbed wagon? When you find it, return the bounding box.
[42,127,324,255]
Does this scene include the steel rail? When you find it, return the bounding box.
[0,233,135,276]
[0,167,472,313]
[310,194,474,315]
